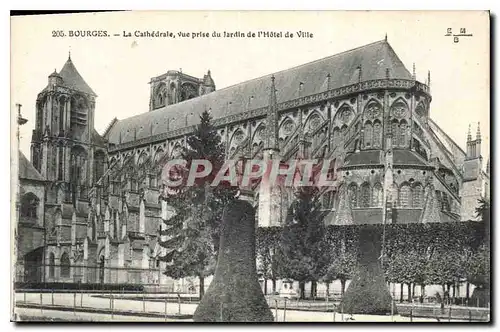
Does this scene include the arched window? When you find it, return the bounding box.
[415,102,426,117]
[131,174,139,192]
[57,144,64,180]
[391,120,400,148]
[49,253,55,278]
[399,120,408,148]
[332,127,340,148]
[364,122,373,148]
[372,120,382,148]
[154,83,167,109]
[413,183,424,208]
[59,97,65,133]
[360,183,371,207]
[372,183,383,207]
[341,125,348,138]
[70,146,87,185]
[60,253,70,278]
[348,183,358,208]
[137,153,149,189]
[399,183,412,207]
[21,193,39,219]
[111,172,120,195]
[441,192,451,212]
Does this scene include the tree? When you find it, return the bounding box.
[322,247,356,298]
[475,197,490,246]
[256,227,281,295]
[186,110,272,321]
[159,110,232,298]
[279,186,329,299]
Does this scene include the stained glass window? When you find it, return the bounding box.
[21,193,39,218]
[348,184,358,208]
[400,121,408,147]
[60,253,70,278]
[399,184,411,207]
[391,121,399,147]
[364,122,373,148]
[373,121,382,148]
[332,127,340,148]
[49,253,55,278]
[413,184,424,208]
[360,183,371,207]
[372,183,383,207]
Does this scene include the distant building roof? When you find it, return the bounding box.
[106,39,412,144]
[58,56,97,96]
[19,152,44,181]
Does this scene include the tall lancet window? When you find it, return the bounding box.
[373,120,382,148]
[399,120,408,148]
[332,127,340,148]
[399,183,411,207]
[364,121,373,148]
[391,120,400,148]
[360,182,371,207]
[372,183,383,207]
[413,183,424,208]
[58,145,64,180]
[348,183,358,208]
[59,98,65,134]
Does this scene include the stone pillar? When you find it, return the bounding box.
[104,205,110,235]
[104,236,110,283]
[139,200,145,234]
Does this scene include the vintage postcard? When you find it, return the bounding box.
[10,11,490,322]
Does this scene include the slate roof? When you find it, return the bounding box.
[343,150,382,166]
[393,150,427,166]
[59,57,97,96]
[106,39,412,144]
[19,152,44,181]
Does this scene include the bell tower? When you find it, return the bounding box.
[31,53,98,202]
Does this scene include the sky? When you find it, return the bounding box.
[11,11,490,164]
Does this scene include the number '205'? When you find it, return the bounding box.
[52,30,65,37]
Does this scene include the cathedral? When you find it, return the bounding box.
[16,39,489,289]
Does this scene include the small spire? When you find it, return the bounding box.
[358,64,363,83]
[467,124,472,142]
[385,68,390,80]
[270,74,277,105]
[265,74,279,152]
[427,70,431,88]
[476,122,481,140]
[385,33,387,41]
[68,48,71,61]
[326,73,331,90]
[412,63,416,80]
[207,69,211,76]
[299,81,304,96]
